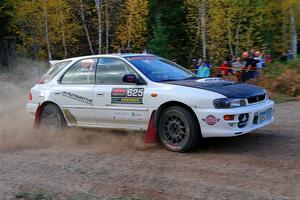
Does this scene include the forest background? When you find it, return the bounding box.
[0,0,300,98]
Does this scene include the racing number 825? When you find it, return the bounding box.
[127,88,144,97]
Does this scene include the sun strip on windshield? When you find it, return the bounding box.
[126,56,159,61]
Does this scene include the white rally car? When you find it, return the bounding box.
[27,54,274,152]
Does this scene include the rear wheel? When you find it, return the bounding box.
[40,104,66,129]
[157,106,200,152]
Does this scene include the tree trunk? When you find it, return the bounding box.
[43,0,52,61]
[95,0,102,54]
[200,0,206,60]
[228,38,234,56]
[127,11,132,48]
[290,8,297,59]
[60,10,68,59]
[0,38,14,67]
[80,0,94,55]
[235,16,241,56]
[105,0,109,54]
[188,3,202,64]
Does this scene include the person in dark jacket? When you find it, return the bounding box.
[241,51,259,82]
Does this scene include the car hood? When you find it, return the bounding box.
[165,78,266,99]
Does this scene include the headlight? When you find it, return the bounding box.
[213,98,247,109]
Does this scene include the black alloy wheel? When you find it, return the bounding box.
[40,104,66,129]
[158,106,200,152]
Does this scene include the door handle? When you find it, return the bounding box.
[97,92,105,96]
[54,92,60,95]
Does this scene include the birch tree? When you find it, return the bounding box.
[43,0,52,60]
[290,8,297,58]
[79,0,94,55]
[95,0,102,54]
[115,0,148,50]
[60,10,68,58]
[200,0,206,60]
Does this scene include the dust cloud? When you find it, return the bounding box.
[0,59,156,152]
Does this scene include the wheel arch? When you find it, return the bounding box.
[34,101,66,128]
[155,101,202,137]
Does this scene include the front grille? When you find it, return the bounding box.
[247,93,266,104]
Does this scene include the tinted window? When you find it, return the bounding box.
[61,59,97,84]
[96,58,137,84]
[126,56,198,82]
[39,60,71,84]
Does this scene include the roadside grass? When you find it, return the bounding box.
[14,190,54,200]
[270,93,300,103]
[248,58,300,100]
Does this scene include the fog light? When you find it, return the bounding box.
[224,115,234,121]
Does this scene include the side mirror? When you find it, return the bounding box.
[123,74,144,85]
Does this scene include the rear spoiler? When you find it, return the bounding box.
[49,60,61,65]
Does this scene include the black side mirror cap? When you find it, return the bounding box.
[123,74,144,85]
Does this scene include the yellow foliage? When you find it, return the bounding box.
[114,0,148,50]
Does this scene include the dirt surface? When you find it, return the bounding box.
[0,71,300,200]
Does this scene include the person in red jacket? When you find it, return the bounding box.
[217,60,229,77]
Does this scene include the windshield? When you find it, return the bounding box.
[39,60,71,84]
[126,56,199,82]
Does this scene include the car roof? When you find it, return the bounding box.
[53,53,157,64]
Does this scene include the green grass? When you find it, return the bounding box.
[14,190,54,200]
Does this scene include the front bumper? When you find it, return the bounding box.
[194,100,274,138]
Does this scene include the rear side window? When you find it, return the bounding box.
[61,59,97,84]
[39,60,71,84]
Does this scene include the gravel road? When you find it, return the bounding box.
[0,76,299,200]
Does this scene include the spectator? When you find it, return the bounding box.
[197,60,210,78]
[217,60,229,77]
[191,58,198,74]
[231,57,244,82]
[242,51,259,81]
[280,52,288,62]
[265,53,273,64]
[254,51,264,78]
[228,56,236,75]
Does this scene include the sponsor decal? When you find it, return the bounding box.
[112,111,144,121]
[111,88,144,104]
[197,78,228,84]
[126,56,158,61]
[202,115,220,125]
[62,91,93,105]
[238,113,249,128]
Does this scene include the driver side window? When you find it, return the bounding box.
[96,58,137,84]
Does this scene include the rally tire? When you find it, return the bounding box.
[157,106,200,152]
[40,104,66,129]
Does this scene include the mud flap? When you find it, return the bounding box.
[34,105,42,128]
[144,111,157,143]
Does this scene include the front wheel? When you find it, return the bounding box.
[40,104,66,129]
[157,106,200,152]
